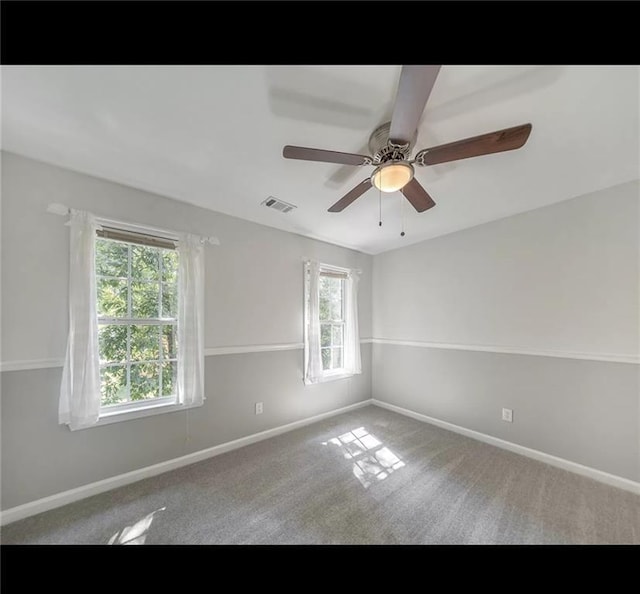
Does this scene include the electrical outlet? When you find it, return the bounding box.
[255,402,263,415]
[502,408,513,423]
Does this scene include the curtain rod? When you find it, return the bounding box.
[303,259,362,275]
[47,203,220,246]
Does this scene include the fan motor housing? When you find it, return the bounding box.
[368,121,416,164]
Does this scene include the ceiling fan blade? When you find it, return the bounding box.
[325,141,371,189]
[415,123,532,166]
[328,179,372,212]
[283,145,371,166]
[401,178,436,213]
[389,65,441,145]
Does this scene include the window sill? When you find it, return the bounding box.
[305,370,356,385]
[71,399,204,431]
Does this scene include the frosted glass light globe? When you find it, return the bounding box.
[371,162,414,193]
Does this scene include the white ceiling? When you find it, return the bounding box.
[2,65,638,254]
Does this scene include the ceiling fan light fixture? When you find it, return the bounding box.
[371,161,414,193]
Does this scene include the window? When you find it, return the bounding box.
[304,260,361,384]
[95,228,179,412]
[59,208,206,431]
[319,272,345,373]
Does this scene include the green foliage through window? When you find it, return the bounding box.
[96,237,179,407]
[318,274,345,372]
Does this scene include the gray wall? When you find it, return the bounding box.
[2,151,638,511]
[1,152,372,362]
[0,152,373,509]
[373,181,640,481]
[373,346,637,480]
[2,347,371,508]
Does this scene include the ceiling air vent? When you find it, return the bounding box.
[261,196,297,214]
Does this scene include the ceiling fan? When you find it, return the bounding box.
[282,66,532,214]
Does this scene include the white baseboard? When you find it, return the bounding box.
[0,399,372,526]
[5,396,636,525]
[372,399,640,495]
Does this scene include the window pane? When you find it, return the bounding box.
[321,347,331,371]
[319,275,343,321]
[131,281,160,318]
[162,361,177,396]
[319,275,331,300]
[130,325,160,361]
[100,365,128,406]
[97,278,129,317]
[333,347,343,370]
[162,324,178,359]
[162,250,178,284]
[319,297,331,321]
[130,363,160,401]
[96,235,180,411]
[330,278,343,303]
[330,296,343,322]
[319,276,335,321]
[320,323,332,348]
[96,239,128,277]
[99,324,128,364]
[161,283,177,318]
[131,244,160,281]
[332,324,343,346]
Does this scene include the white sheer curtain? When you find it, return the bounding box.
[344,270,362,375]
[59,209,102,430]
[304,260,323,384]
[177,233,205,407]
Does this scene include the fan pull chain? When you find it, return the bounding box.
[378,185,382,227]
[400,193,406,237]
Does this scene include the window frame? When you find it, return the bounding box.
[304,262,353,383]
[94,220,185,424]
[319,273,346,375]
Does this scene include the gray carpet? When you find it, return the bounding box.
[2,405,639,544]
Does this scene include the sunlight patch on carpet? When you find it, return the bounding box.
[108,506,166,544]
[323,427,405,488]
